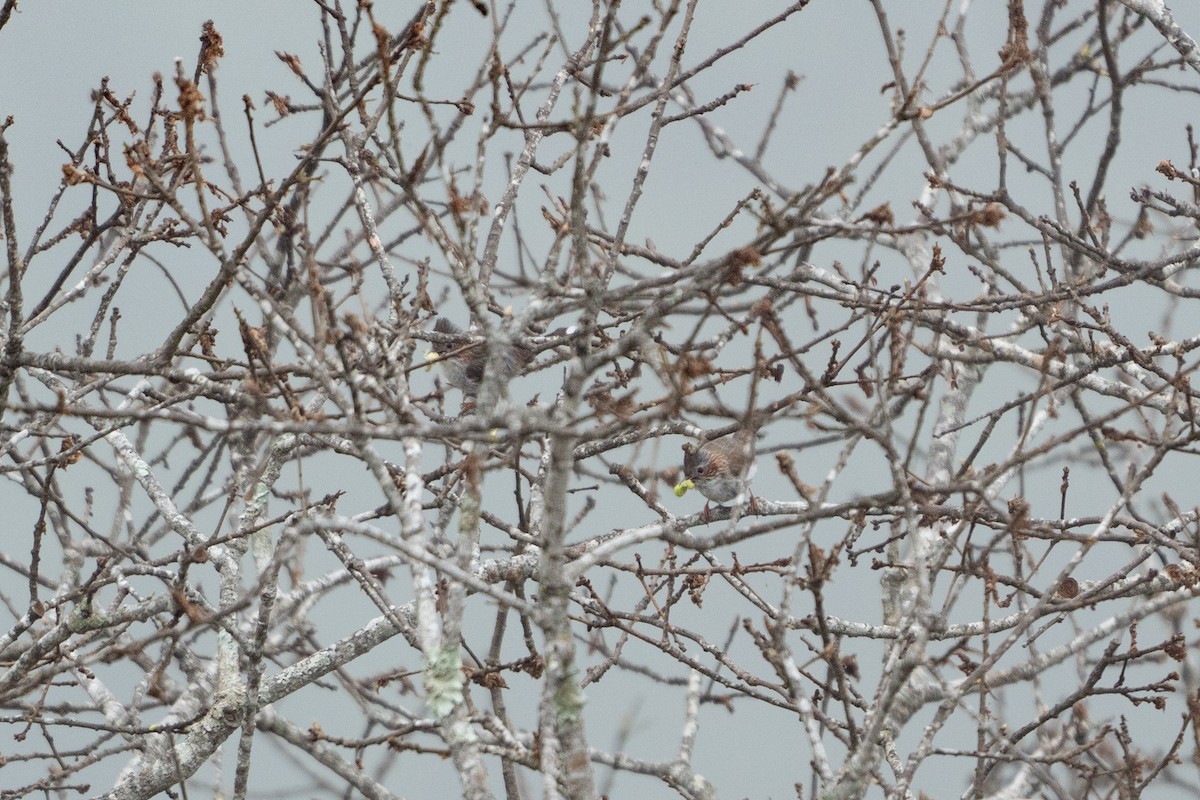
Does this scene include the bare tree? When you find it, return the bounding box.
[3,1,1200,798]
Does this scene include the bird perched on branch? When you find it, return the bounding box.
[426,317,534,403]
[675,428,758,520]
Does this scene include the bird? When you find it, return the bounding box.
[427,317,533,402]
[676,428,758,520]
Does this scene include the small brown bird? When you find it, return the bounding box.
[428,317,533,400]
[677,428,757,520]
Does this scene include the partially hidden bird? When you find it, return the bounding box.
[675,428,757,520]
[426,317,534,401]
